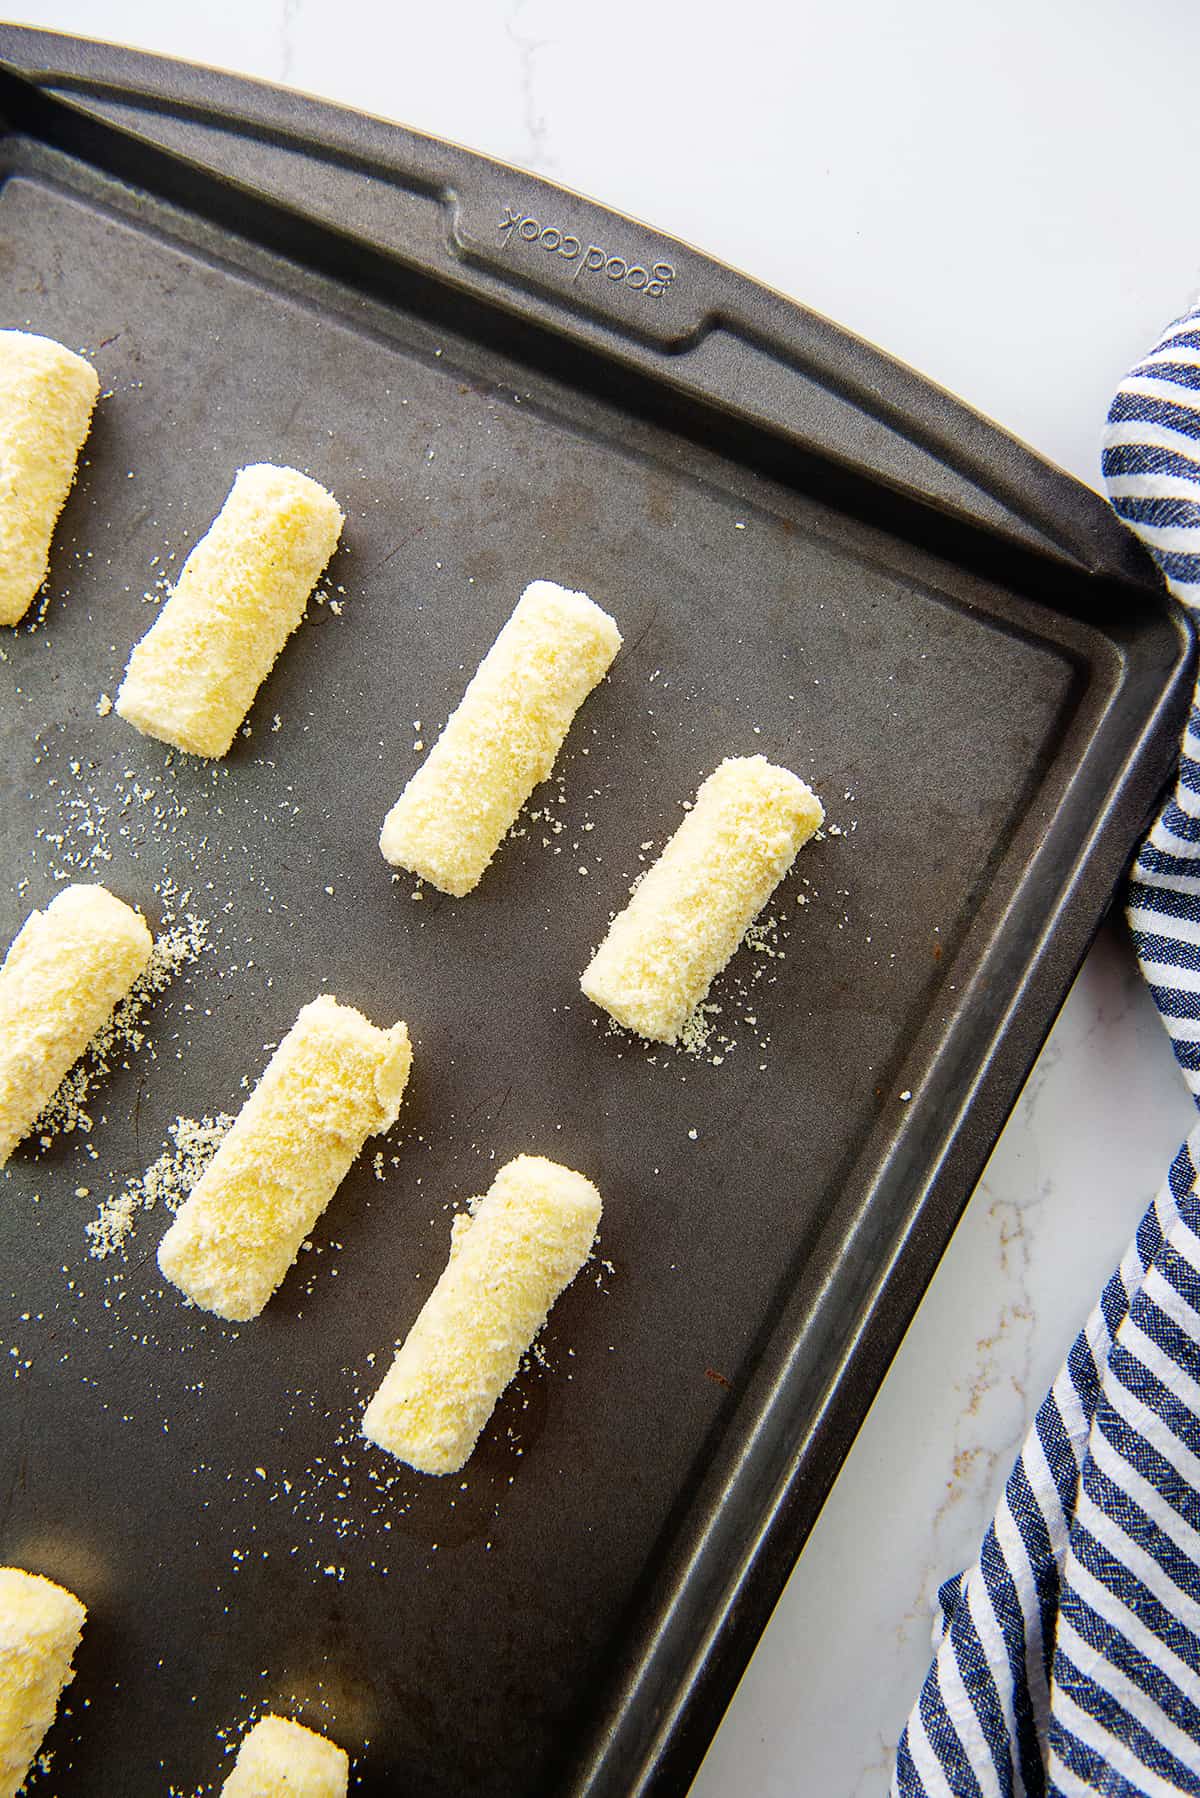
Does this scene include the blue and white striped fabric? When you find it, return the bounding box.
[893,303,1200,1796]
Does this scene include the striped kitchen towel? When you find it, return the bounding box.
[893,303,1200,1796]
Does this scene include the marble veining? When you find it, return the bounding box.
[505,0,555,174]
[278,0,301,87]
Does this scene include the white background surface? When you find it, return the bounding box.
[8,3,1200,1791]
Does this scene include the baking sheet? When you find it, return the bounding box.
[0,32,1190,1797]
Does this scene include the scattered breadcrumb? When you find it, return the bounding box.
[86,1111,234,1258]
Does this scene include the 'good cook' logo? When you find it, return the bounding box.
[498,208,676,299]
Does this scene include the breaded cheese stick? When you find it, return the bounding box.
[581,754,824,1044]
[379,580,621,895]
[221,1715,349,1798]
[0,331,99,626]
[0,1568,86,1798]
[362,1153,601,1475]
[157,996,411,1322]
[116,464,344,757]
[0,884,153,1167]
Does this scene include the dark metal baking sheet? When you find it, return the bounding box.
[0,28,1190,1798]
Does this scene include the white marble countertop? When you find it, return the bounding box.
[9,3,1200,1791]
